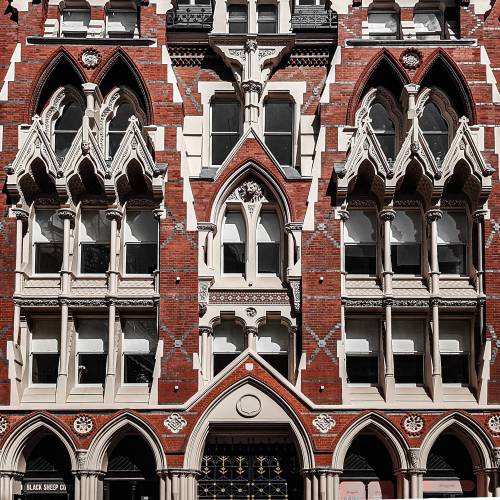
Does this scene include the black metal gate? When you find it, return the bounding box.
[198,442,301,500]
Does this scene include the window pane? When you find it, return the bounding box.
[228,4,248,33]
[55,132,77,158]
[424,134,448,161]
[107,10,137,36]
[345,319,379,353]
[260,354,288,378]
[212,102,240,133]
[346,356,378,384]
[126,243,157,274]
[376,133,396,161]
[421,104,447,132]
[368,12,399,38]
[110,103,135,132]
[370,103,394,133]
[414,12,442,39]
[56,102,83,132]
[81,243,110,273]
[32,353,59,384]
[257,212,280,242]
[438,212,467,244]
[391,211,421,243]
[125,211,157,242]
[258,5,277,33]
[258,242,280,274]
[223,243,245,273]
[78,353,107,384]
[62,8,91,35]
[35,211,64,242]
[109,132,125,159]
[257,320,288,353]
[212,134,240,165]
[214,353,239,375]
[265,102,293,133]
[123,319,157,352]
[81,211,110,242]
[391,244,421,274]
[442,354,469,384]
[124,354,155,384]
[438,244,466,274]
[213,321,245,353]
[345,211,376,243]
[224,212,246,242]
[394,354,423,384]
[35,242,63,274]
[265,135,293,166]
[345,244,376,275]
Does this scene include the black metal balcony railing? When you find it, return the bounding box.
[166,5,214,31]
[291,6,338,31]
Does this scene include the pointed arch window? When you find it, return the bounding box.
[370,103,396,161]
[54,101,84,159]
[421,102,449,162]
[257,211,281,275]
[33,210,64,274]
[108,101,135,159]
[223,212,246,275]
[213,320,245,375]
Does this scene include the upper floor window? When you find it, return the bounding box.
[296,0,325,5]
[177,0,211,4]
[391,210,421,275]
[440,319,470,385]
[34,210,64,274]
[60,5,91,37]
[54,101,84,159]
[228,4,248,33]
[106,5,138,38]
[368,10,400,40]
[76,319,108,385]
[344,210,377,275]
[264,100,293,166]
[122,319,157,384]
[213,321,245,376]
[30,319,60,385]
[257,320,289,378]
[211,99,241,166]
[421,102,449,162]
[222,212,246,275]
[124,211,158,275]
[370,103,396,161]
[392,319,425,385]
[257,4,278,33]
[345,318,379,385]
[108,102,135,160]
[414,10,443,40]
[80,210,111,274]
[437,211,467,274]
[257,212,280,275]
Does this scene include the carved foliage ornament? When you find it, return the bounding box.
[73,414,95,436]
[80,49,102,69]
[487,414,500,435]
[312,413,336,434]
[227,179,267,203]
[402,414,424,435]
[164,413,187,434]
[400,48,423,70]
[0,416,8,435]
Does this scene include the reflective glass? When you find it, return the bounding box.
[346,356,378,384]
[223,242,245,274]
[32,353,59,384]
[257,242,280,274]
[265,135,293,166]
[394,354,424,384]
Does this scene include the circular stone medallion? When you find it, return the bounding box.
[236,394,262,418]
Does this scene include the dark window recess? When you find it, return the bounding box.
[223,242,245,274]
[370,103,396,160]
[442,354,469,384]
[32,353,59,384]
[35,242,63,274]
[260,354,288,378]
[257,242,280,274]
[124,354,155,384]
[109,102,135,159]
[126,243,157,274]
[228,4,248,32]
[54,102,83,159]
[421,103,449,162]
[264,101,293,166]
[78,353,107,384]
[394,354,424,384]
[212,101,241,165]
[391,244,421,274]
[346,355,378,384]
[214,353,240,375]
[81,243,110,274]
[257,5,277,33]
[345,244,376,275]
[438,244,466,274]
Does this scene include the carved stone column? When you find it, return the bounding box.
[199,326,213,384]
[58,207,76,295]
[379,209,395,295]
[12,207,28,295]
[165,469,200,500]
[56,299,72,402]
[245,326,258,351]
[105,208,122,295]
[302,468,340,500]
[104,300,118,403]
[426,209,442,296]
[0,470,23,499]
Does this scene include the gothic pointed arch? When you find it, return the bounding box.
[416,49,476,123]
[94,49,152,123]
[85,411,167,472]
[347,50,409,125]
[31,48,86,118]
[332,412,409,471]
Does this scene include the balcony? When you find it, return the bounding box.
[166,5,213,31]
[291,5,337,31]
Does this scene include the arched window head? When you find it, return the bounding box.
[421,102,449,162]
[258,4,278,33]
[222,212,246,275]
[257,211,281,275]
[369,103,396,161]
[108,101,136,159]
[54,101,84,159]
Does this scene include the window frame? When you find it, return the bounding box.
[122,209,159,276]
[437,209,469,277]
[78,208,111,276]
[212,319,247,377]
[256,209,283,278]
[227,3,249,33]
[60,5,91,38]
[29,317,60,388]
[105,7,139,39]
[413,8,445,40]
[263,97,295,167]
[210,95,243,167]
[367,9,401,40]
[257,3,278,34]
[32,208,64,277]
[120,316,158,386]
[256,319,290,379]
[221,210,247,277]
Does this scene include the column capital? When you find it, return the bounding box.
[105,208,123,221]
[199,326,213,336]
[153,208,165,220]
[379,208,396,221]
[473,209,488,222]
[301,467,342,476]
[426,208,442,222]
[57,207,76,220]
[285,222,304,232]
[197,222,217,233]
[12,207,29,220]
[163,468,201,477]
[241,80,263,95]
[245,326,258,335]
[337,209,350,222]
